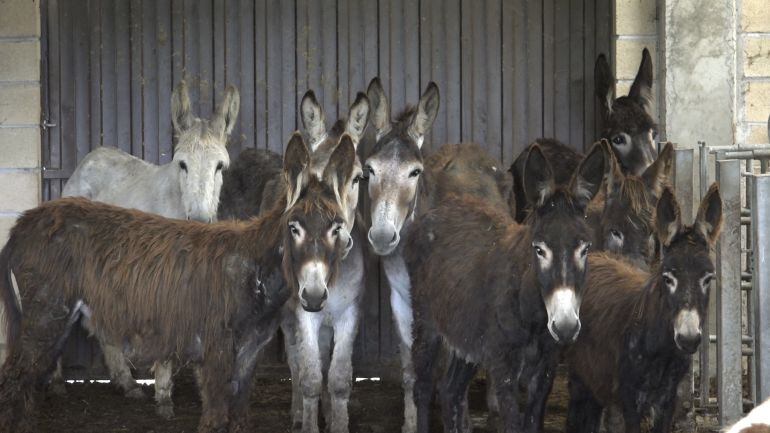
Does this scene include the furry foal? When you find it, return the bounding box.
[0,133,349,433]
[406,141,608,433]
[565,184,723,433]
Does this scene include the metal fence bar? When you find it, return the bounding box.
[715,159,744,425]
[698,141,712,404]
[750,174,770,402]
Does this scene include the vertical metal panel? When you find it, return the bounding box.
[129,0,143,158]
[142,0,159,164]
[88,0,102,154]
[751,174,770,402]
[553,0,570,143]
[115,0,131,153]
[673,148,693,219]
[568,0,584,147]
[715,159,745,425]
[238,0,256,150]
[698,141,712,404]
[526,0,543,141]
[582,0,596,148]
[156,0,173,163]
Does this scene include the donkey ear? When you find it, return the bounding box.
[656,187,682,247]
[694,183,723,245]
[523,144,556,207]
[595,54,615,121]
[300,90,326,151]
[367,77,390,137]
[345,92,370,147]
[171,80,196,134]
[570,141,607,207]
[283,132,310,210]
[604,139,624,197]
[628,48,654,110]
[323,134,357,208]
[214,85,240,138]
[641,141,674,199]
[407,82,440,148]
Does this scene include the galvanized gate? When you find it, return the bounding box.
[41,0,612,377]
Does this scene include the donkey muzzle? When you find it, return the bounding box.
[674,308,702,354]
[298,261,330,312]
[300,287,329,313]
[545,288,581,344]
[368,224,400,256]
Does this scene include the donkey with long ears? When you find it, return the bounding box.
[57,80,240,417]
[405,141,608,433]
[510,48,658,223]
[565,184,723,433]
[0,132,350,433]
[219,90,370,433]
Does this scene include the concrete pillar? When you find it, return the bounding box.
[0,0,42,363]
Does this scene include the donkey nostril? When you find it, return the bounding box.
[390,232,398,243]
[321,291,328,301]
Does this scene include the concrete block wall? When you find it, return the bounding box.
[614,0,660,128]
[740,0,770,145]
[0,0,41,248]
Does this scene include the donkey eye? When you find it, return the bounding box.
[332,226,342,237]
[179,161,188,172]
[409,168,423,178]
[364,165,374,178]
[610,229,623,240]
[702,275,713,287]
[216,161,224,172]
[352,174,364,185]
[663,275,674,286]
[612,135,626,145]
[289,224,300,236]
[534,246,546,257]
[580,243,591,257]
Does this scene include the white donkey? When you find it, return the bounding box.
[58,80,240,418]
[278,91,369,433]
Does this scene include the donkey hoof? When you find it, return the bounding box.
[125,387,146,400]
[49,382,67,396]
[156,403,175,420]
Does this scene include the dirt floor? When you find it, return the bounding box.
[36,369,571,433]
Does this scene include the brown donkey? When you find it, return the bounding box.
[565,184,723,433]
[511,48,658,222]
[0,132,351,433]
[406,141,608,433]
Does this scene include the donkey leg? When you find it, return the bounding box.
[411,317,440,433]
[48,358,68,395]
[282,314,305,432]
[439,355,477,433]
[522,348,559,433]
[298,310,324,433]
[99,339,145,399]
[229,327,269,433]
[391,288,416,433]
[195,358,233,433]
[487,355,523,433]
[319,325,333,429]
[153,360,174,419]
[327,306,359,433]
[0,298,82,432]
[566,374,602,433]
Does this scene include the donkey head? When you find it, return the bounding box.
[655,184,722,354]
[525,141,607,343]
[595,48,657,176]
[171,81,240,222]
[281,132,352,313]
[599,141,674,267]
[300,90,369,234]
[365,77,440,255]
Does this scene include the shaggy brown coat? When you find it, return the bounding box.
[0,155,346,432]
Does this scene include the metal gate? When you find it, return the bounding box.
[41,0,612,377]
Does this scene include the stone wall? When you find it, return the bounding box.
[740,0,770,145]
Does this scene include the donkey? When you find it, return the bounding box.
[363,77,517,432]
[0,132,351,433]
[726,397,770,433]
[591,141,674,268]
[219,90,370,433]
[510,48,658,222]
[405,141,608,433]
[565,184,723,433]
[58,81,239,416]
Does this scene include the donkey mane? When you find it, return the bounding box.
[523,189,585,224]
[616,176,656,230]
[7,197,288,357]
[605,97,657,135]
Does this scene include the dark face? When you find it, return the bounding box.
[283,189,346,312]
[599,193,654,268]
[523,141,607,344]
[364,78,439,256]
[655,184,722,355]
[659,235,714,354]
[595,49,658,176]
[530,192,593,344]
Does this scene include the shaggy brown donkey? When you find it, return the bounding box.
[0,132,352,433]
[406,141,608,433]
[565,184,723,433]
